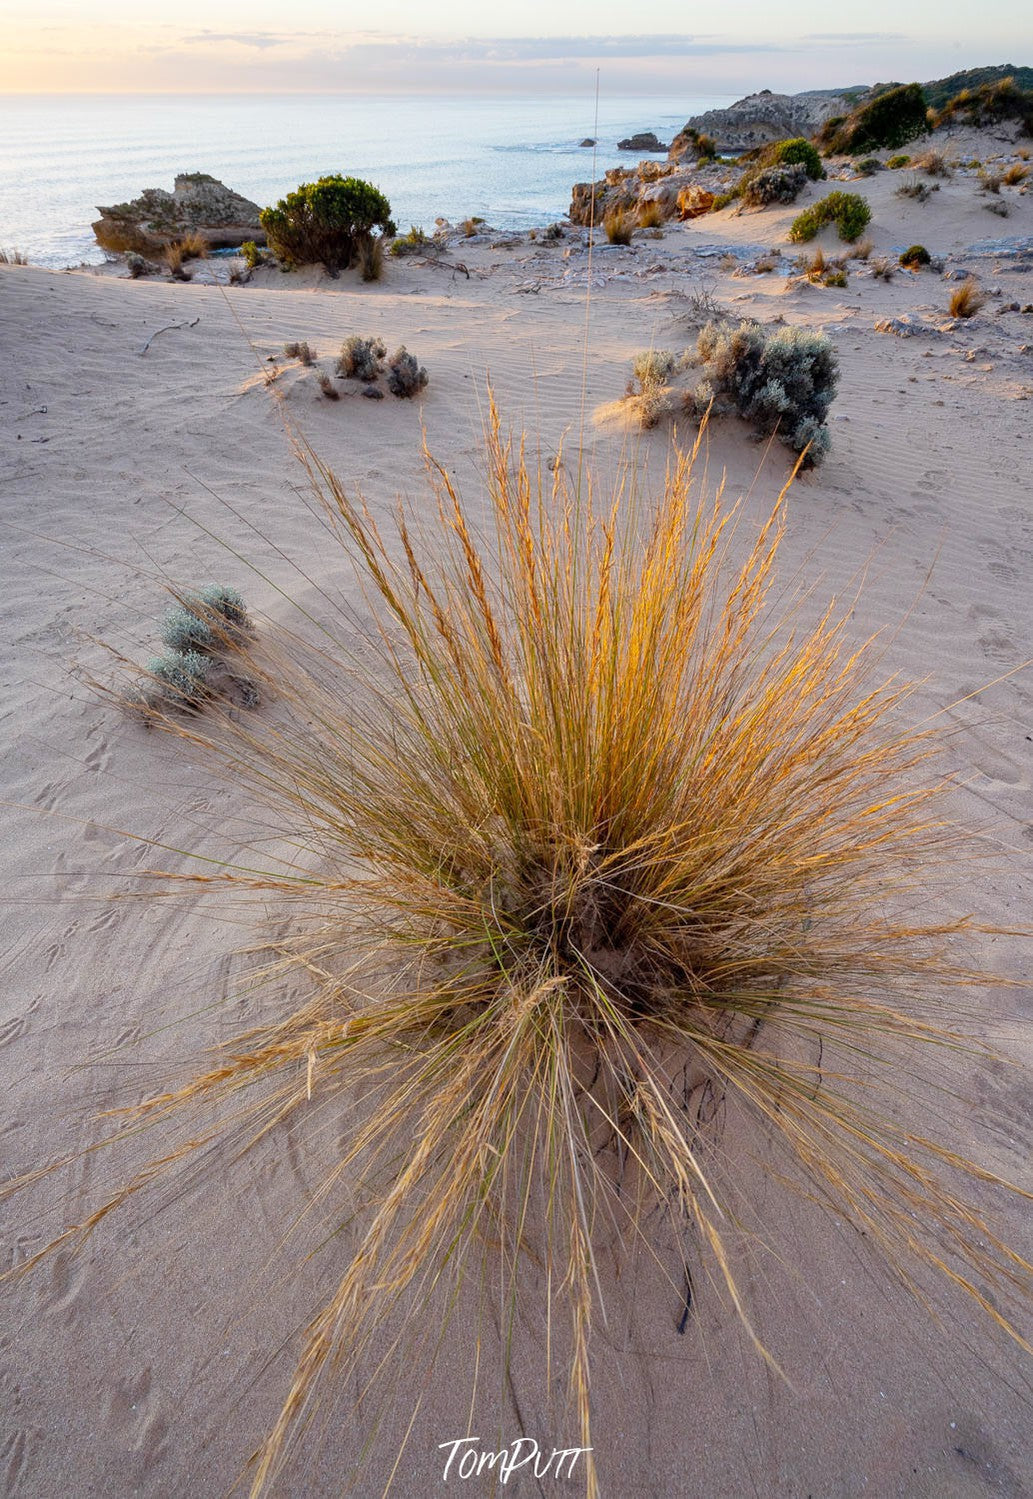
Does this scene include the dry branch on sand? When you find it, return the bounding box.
[3,404,1031,1497]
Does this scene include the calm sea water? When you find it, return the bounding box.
[0,93,733,267]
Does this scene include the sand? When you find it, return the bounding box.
[2,131,1032,1497]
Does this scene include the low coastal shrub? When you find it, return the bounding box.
[337,336,387,382]
[887,154,911,169]
[949,279,986,318]
[125,252,151,278]
[695,319,839,462]
[870,255,894,280]
[856,157,883,176]
[159,605,216,655]
[284,341,314,366]
[240,240,263,270]
[788,191,871,244]
[316,371,340,400]
[742,163,809,207]
[763,136,824,179]
[821,82,930,154]
[386,347,428,398]
[260,175,393,273]
[899,244,931,269]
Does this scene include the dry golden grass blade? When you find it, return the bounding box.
[4,403,1031,1495]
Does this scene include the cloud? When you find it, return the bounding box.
[341,35,783,63]
[803,33,909,43]
[180,31,301,50]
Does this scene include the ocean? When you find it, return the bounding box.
[0,92,733,268]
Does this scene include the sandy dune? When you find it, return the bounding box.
[1,143,1032,1497]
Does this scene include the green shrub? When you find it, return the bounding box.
[856,157,883,176]
[886,154,911,169]
[899,244,931,268]
[788,191,872,243]
[696,319,839,463]
[260,176,393,273]
[193,584,251,635]
[764,137,824,180]
[386,347,428,398]
[711,189,740,211]
[822,83,930,154]
[337,336,387,382]
[742,163,809,206]
[240,240,263,270]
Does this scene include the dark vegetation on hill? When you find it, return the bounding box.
[921,64,1033,110]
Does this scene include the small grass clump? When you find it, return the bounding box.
[385,347,428,398]
[284,341,314,366]
[11,406,1033,1498]
[695,319,838,462]
[316,371,340,401]
[163,242,192,280]
[390,225,432,257]
[1002,162,1030,186]
[357,235,385,282]
[0,247,28,264]
[870,255,894,280]
[637,199,665,229]
[979,170,1003,194]
[913,149,951,177]
[788,191,871,244]
[895,176,935,202]
[949,279,986,318]
[336,336,387,382]
[603,208,635,245]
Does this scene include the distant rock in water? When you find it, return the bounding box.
[93,173,265,254]
[579,138,597,148]
[617,131,669,152]
[670,91,853,156]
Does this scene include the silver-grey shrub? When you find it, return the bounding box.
[696,320,839,464]
[146,650,212,706]
[386,347,429,398]
[337,335,386,382]
[159,604,216,654]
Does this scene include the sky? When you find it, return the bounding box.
[2,0,1029,95]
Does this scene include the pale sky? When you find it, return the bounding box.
[2,0,1028,94]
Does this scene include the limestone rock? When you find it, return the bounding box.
[93,173,265,254]
[670,90,853,157]
[617,131,669,153]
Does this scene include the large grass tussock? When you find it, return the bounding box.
[4,405,1031,1495]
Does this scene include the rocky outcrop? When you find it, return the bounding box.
[670,90,854,157]
[579,138,597,147]
[93,173,265,254]
[618,131,669,152]
[569,161,735,226]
